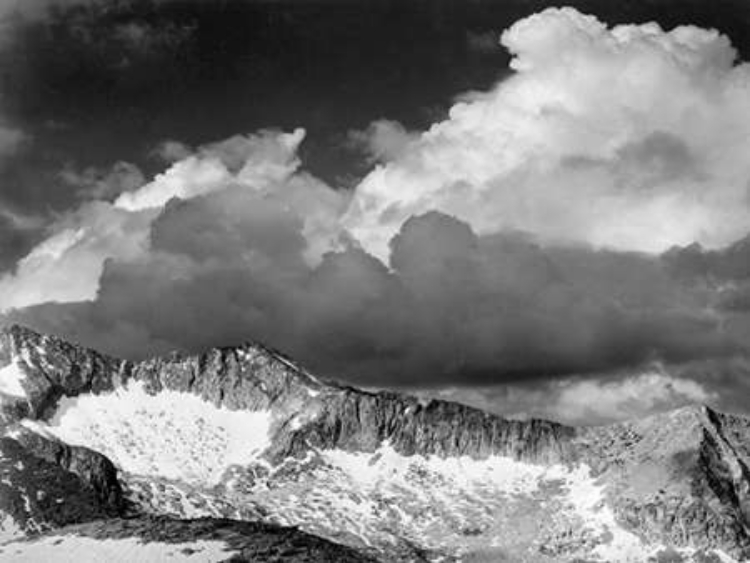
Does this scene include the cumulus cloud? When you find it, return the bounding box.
[425,366,718,426]
[116,130,309,211]
[2,8,750,423]
[347,120,419,164]
[150,140,193,164]
[0,128,346,312]
[4,208,739,389]
[343,8,750,262]
[664,235,750,282]
[548,370,716,425]
[60,161,146,201]
[0,203,156,311]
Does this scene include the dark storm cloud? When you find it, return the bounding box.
[2,0,747,276]
[663,236,750,282]
[662,238,750,328]
[3,1,750,426]
[0,0,199,271]
[6,202,739,388]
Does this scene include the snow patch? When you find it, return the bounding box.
[324,442,546,496]
[23,381,271,485]
[546,464,650,561]
[0,361,26,399]
[318,443,709,561]
[0,535,237,562]
[0,516,22,545]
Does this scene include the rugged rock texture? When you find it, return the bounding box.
[1,324,576,466]
[1,324,750,561]
[579,406,750,560]
[274,388,575,465]
[12,430,127,515]
[0,325,396,560]
[0,434,126,535]
[0,516,380,562]
[0,325,126,423]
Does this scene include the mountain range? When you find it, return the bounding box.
[0,324,748,562]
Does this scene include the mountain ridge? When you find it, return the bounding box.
[1,324,749,562]
[0,324,576,465]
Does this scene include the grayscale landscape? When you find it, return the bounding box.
[0,0,749,561]
[0,326,748,561]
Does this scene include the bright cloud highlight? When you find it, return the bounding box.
[344,8,750,261]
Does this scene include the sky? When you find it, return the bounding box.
[1,0,750,425]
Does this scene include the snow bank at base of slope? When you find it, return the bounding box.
[324,441,546,496]
[547,464,742,563]
[22,381,271,485]
[544,463,654,562]
[0,535,237,562]
[0,361,26,399]
[0,516,22,545]
[322,443,742,562]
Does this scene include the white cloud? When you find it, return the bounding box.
[150,139,193,163]
[3,7,750,395]
[0,203,155,311]
[348,119,419,164]
[0,128,345,312]
[425,366,717,426]
[61,161,146,201]
[114,129,306,211]
[548,368,716,425]
[343,8,750,262]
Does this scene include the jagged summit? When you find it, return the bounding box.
[0,324,329,419]
[1,323,324,388]
[1,326,749,562]
[0,325,737,466]
[0,324,719,433]
[2,325,577,464]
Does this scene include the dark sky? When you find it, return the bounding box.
[2,0,750,424]
[3,0,750,264]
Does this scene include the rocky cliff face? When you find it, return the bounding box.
[0,325,127,422]
[1,324,575,466]
[0,325,379,560]
[1,324,749,562]
[275,388,575,465]
[0,433,125,537]
[578,405,750,560]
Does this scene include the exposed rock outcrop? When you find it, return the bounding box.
[2,324,749,561]
[579,405,750,560]
[1,325,576,467]
[0,434,126,536]
[13,431,127,515]
[0,325,126,422]
[273,388,575,465]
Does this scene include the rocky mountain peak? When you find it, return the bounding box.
[130,340,327,413]
[0,325,330,424]
[1,326,749,561]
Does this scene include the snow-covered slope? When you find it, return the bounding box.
[23,381,272,485]
[0,516,377,563]
[1,535,235,562]
[0,361,26,399]
[0,325,748,562]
